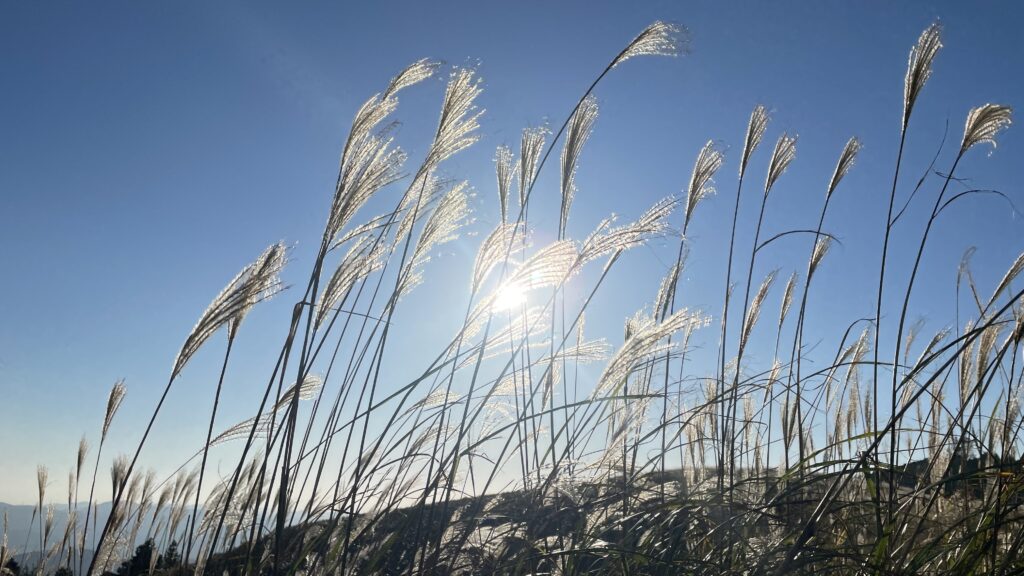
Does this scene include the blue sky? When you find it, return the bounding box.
[1,1,1021,504]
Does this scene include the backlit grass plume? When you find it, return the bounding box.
[612,21,688,67]
[173,242,286,377]
[560,95,599,237]
[903,22,942,131]
[764,132,797,196]
[826,136,862,200]
[961,103,1013,153]
[740,105,770,179]
[22,18,1024,576]
[683,140,725,233]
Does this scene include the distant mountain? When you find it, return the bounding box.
[10,549,95,574]
[1,502,115,555]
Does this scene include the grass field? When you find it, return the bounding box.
[3,19,1022,576]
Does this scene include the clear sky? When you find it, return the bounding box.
[1,1,1021,504]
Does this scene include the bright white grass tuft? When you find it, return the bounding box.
[740,105,770,179]
[809,236,833,279]
[961,104,1012,154]
[987,250,1024,311]
[683,141,725,233]
[654,260,682,320]
[494,146,518,223]
[595,308,709,397]
[426,68,484,168]
[327,137,407,242]
[764,132,797,196]
[398,182,472,299]
[172,242,286,378]
[76,437,89,479]
[327,60,438,242]
[471,222,521,293]
[210,374,322,448]
[779,271,798,329]
[474,241,578,319]
[384,58,440,99]
[316,236,385,327]
[103,380,127,440]
[518,127,549,210]
[612,21,689,68]
[546,338,613,365]
[740,270,777,352]
[579,197,678,265]
[903,22,942,131]
[560,95,599,237]
[36,466,48,512]
[394,173,447,247]
[827,137,862,200]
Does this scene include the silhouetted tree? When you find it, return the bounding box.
[156,541,179,570]
[115,540,154,576]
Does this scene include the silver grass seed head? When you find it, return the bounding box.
[808,235,833,278]
[903,22,942,131]
[228,242,287,338]
[560,96,599,237]
[103,380,127,440]
[612,21,689,68]
[962,104,1013,154]
[654,261,682,320]
[903,317,926,363]
[329,136,407,240]
[779,271,798,329]
[518,126,549,210]
[683,140,725,234]
[988,250,1024,311]
[494,145,518,223]
[914,327,950,370]
[765,132,797,196]
[741,270,778,352]
[579,197,678,266]
[36,466,48,509]
[398,182,472,299]
[383,58,440,100]
[172,243,287,378]
[427,67,483,169]
[43,505,54,542]
[471,222,520,293]
[826,137,862,200]
[110,455,129,500]
[76,436,89,478]
[741,105,770,178]
[958,246,977,289]
[316,236,384,328]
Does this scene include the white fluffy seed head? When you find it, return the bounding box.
[740,270,777,352]
[779,271,798,329]
[827,137,862,200]
[495,145,518,223]
[103,380,127,440]
[765,133,797,195]
[741,105,770,178]
[612,21,689,68]
[903,22,942,131]
[560,96,599,238]
[518,126,549,210]
[961,104,1013,154]
[684,141,725,234]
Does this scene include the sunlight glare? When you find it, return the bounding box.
[493,281,526,311]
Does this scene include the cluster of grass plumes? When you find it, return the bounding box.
[10,18,1024,576]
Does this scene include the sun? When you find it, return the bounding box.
[493,281,526,311]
